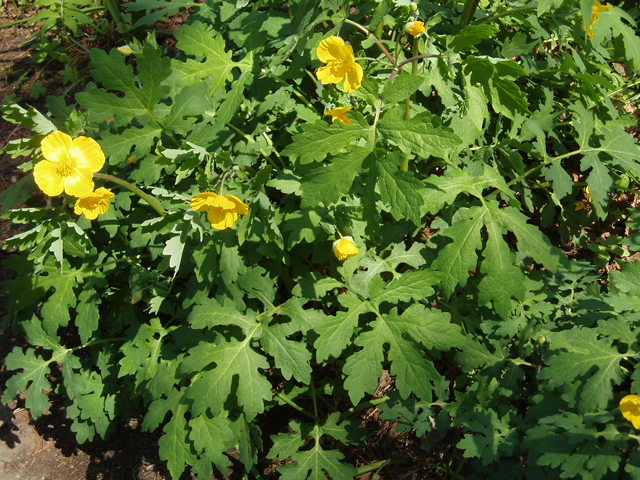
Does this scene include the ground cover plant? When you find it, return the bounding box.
[2,0,640,478]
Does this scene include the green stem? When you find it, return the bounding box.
[345,18,395,64]
[339,395,389,422]
[310,376,319,419]
[94,173,166,216]
[262,132,285,166]
[355,56,394,67]
[225,122,283,171]
[102,0,129,39]
[356,460,388,475]
[473,2,538,25]
[264,72,321,114]
[274,391,318,422]
[72,336,125,352]
[397,54,445,69]
[461,0,481,25]
[0,17,31,29]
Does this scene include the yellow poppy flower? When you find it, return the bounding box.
[190,192,249,230]
[326,106,353,126]
[582,1,610,38]
[620,395,640,429]
[405,20,426,36]
[34,131,105,198]
[316,36,363,93]
[333,236,359,261]
[73,187,114,220]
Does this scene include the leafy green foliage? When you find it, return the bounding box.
[3,0,640,478]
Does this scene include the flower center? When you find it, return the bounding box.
[55,155,77,177]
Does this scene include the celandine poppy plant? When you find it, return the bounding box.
[74,187,114,220]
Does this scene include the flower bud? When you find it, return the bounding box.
[410,2,418,11]
[117,45,133,56]
[405,20,426,36]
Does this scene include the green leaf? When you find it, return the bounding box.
[118,318,171,389]
[189,411,234,474]
[158,401,197,480]
[498,206,566,273]
[596,124,640,178]
[372,268,443,307]
[432,206,485,297]
[378,106,461,160]
[581,152,613,219]
[76,275,104,344]
[539,328,629,412]
[349,242,427,297]
[457,409,517,466]
[162,79,212,135]
[544,162,574,200]
[261,323,312,383]
[77,43,171,126]
[344,306,456,404]
[314,294,369,363]
[383,73,424,104]
[448,25,499,53]
[378,152,424,225]
[282,113,373,164]
[3,319,72,419]
[477,204,527,318]
[38,262,80,334]
[300,147,370,207]
[172,21,249,89]
[184,324,272,420]
[269,414,359,480]
[0,174,39,214]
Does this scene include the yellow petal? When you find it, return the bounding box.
[33,159,65,196]
[333,237,359,260]
[208,209,237,230]
[406,21,426,36]
[326,106,352,126]
[191,192,217,211]
[223,195,249,215]
[41,131,72,163]
[63,169,95,198]
[342,61,363,93]
[191,192,236,211]
[317,36,347,63]
[93,187,115,200]
[316,64,345,85]
[70,136,106,172]
[621,395,640,430]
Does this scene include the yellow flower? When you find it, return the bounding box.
[620,395,640,429]
[74,187,114,220]
[574,187,593,211]
[316,36,363,93]
[190,192,249,230]
[34,131,105,198]
[582,1,610,38]
[333,236,359,261]
[405,20,426,36]
[326,106,353,126]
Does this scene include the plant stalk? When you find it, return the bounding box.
[94,173,166,216]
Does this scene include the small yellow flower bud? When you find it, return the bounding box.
[405,20,425,36]
[117,45,133,56]
[333,236,359,261]
[410,2,418,11]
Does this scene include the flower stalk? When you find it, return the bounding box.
[94,173,166,216]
